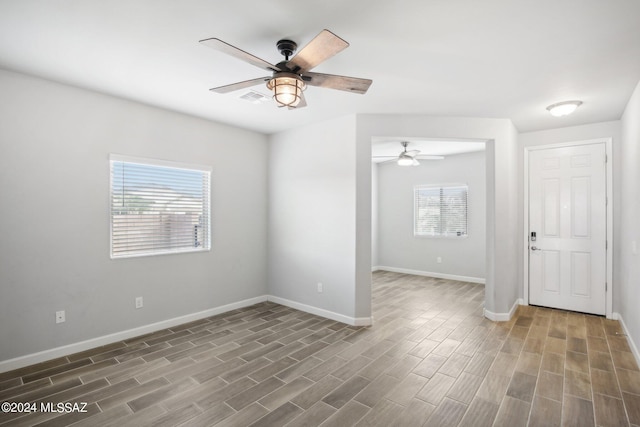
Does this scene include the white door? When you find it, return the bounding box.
[528,143,607,315]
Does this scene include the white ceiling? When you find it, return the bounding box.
[1,1,639,135]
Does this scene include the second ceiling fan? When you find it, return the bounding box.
[200,29,372,109]
[373,142,445,166]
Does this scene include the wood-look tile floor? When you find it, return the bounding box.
[1,271,639,426]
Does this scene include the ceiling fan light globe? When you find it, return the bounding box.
[397,155,414,166]
[267,74,306,107]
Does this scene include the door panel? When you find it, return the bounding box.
[529,143,606,315]
[571,176,590,238]
[542,251,560,293]
[543,179,560,237]
[570,252,590,297]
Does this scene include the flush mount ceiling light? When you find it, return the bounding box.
[546,100,583,117]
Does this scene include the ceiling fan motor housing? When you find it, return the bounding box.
[276,39,297,60]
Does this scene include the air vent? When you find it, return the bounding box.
[240,90,271,104]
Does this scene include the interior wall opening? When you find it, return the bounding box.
[371,137,488,308]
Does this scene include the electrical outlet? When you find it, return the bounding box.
[437,257,442,264]
[317,283,323,293]
[135,297,143,309]
[55,310,65,324]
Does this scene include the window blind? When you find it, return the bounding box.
[110,155,211,258]
[414,184,468,237]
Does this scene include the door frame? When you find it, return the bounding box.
[523,138,613,319]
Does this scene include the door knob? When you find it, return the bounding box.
[531,246,541,251]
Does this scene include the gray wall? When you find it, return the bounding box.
[0,69,269,361]
[619,80,640,358]
[267,115,362,321]
[376,150,486,280]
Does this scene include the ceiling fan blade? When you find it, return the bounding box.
[200,38,279,72]
[412,159,420,166]
[296,91,308,108]
[376,158,398,164]
[210,76,271,94]
[372,155,445,160]
[287,29,349,72]
[406,150,420,156]
[302,71,372,94]
[373,155,445,162]
[416,155,445,160]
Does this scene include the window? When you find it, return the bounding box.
[414,184,468,237]
[110,155,211,258]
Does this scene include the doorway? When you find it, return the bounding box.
[524,139,613,317]
[371,137,487,282]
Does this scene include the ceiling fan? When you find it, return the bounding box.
[373,142,445,166]
[199,29,372,109]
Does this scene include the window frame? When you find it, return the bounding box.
[109,154,212,259]
[413,183,469,238]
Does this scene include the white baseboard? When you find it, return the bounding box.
[375,266,485,284]
[612,312,640,369]
[484,299,523,321]
[267,295,372,327]
[0,296,268,374]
